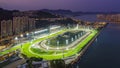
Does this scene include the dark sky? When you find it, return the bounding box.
[0,0,120,12]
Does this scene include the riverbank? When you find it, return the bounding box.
[70,23,108,65]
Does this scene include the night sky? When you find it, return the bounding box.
[0,0,120,12]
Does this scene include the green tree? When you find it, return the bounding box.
[50,59,66,68]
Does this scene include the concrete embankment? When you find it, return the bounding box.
[71,24,107,65]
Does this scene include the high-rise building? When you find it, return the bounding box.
[19,16,29,33]
[13,17,21,35]
[28,18,36,31]
[6,20,12,36]
[13,16,36,35]
[1,20,7,38]
[0,20,12,38]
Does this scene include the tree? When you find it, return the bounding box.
[50,59,66,68]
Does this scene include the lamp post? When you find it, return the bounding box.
[71,37,74,42]
[48,40,50,45]
[75,35,77,40]
[20,34,23,48]
[57,40,59,46]
[76,24,79,29]
[26,33,29,37]
[26,33,30,41]
[66,39,69,45]
[20,34,23,38]
[81,32,82,36]
[66,47,69,50]
[15,37,18,45]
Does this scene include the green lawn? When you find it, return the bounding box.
[0,45,21,56]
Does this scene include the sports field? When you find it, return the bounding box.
[0,29,98,60]
[21,29,98,60]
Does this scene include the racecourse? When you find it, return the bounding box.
[0,28,98,60]
[21,29,98,60]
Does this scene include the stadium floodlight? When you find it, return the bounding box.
[34,29,48,34]
[15,37,18,40]
[57,41,59,46]
[26,33,29,36]
[15,36,19,44]
[47,47,49,50]
[76,24,79,29]
[50,26,61,30]
[57,47,59,50]
[66,47,69,50]
[75,35,77,39]
[20,34,23,37]
[81,33,82,36]
[33,44,35,46]
[47,40,50,45]
[66,39,69,45]
[71,37,74,42]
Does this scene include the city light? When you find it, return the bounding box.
[50,26,61,30]
[66,47,69,50]
[20,34,23,37]
[57,47,59,50]
[47,47,49,50]
[15,37,18,40]
[26,33,29,36]
[34,29,48,34]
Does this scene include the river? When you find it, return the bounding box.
[73,15,120,68]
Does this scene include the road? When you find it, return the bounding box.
[3,59,26,68]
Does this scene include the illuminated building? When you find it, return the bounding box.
[0,20,12,38]
[13,16,35,35]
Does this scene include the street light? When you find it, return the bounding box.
[66,39,69,45]
[66,47,69,50]
[26,33,29,36]
[57,47,59,50]
[71,37,74,42]
[20,34,23,37]
[75,35,77,40]
[15,37,18,40]
[57,40,59,46]
[20,34,23,48]
[26,33,30,41]
[14,37,18,45]
[47,47,49,50]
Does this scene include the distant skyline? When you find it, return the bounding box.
[0,0,120,12]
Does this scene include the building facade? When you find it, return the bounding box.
[0,16,36,39]
[28,18,36,31]
[13,16,35,35]
[0,20,12,38]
